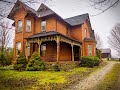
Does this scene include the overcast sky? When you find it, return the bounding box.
[6,0,120,57]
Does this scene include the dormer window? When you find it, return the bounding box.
[26,20,31,32]
[18,20,22,32]
[41,20,46,32]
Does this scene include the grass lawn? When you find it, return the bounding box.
[0,65,103,90]
[96,63,120,90]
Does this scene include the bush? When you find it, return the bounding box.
[96,50,101,59]
[14,53,28,71]
[0,52,6,66]
[52,63,61,72]
[26,52,45,71]
[5,50,13,65]
[80,56,100,68]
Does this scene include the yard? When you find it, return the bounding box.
[0,65,102,90]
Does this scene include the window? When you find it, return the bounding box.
[18,20,22,31]
[41,20,46,31]
[16,42,21,55]
[26,20,31,32]
[41,44,46,56]
[88,45,92,56]
[28,43,30,56]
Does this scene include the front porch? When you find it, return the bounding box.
[25,31,82,62]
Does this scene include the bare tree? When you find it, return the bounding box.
[90,0,120,16]
[108,23,120,55]
[0,0,52,20]
[0,21,12,52]
[95,33,103,49]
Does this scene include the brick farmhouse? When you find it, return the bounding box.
[8,0,96,62]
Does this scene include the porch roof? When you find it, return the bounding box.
[27,31,82,44]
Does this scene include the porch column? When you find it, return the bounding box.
[57,36,60,62]
[25,41,28,60]
[71,44,74,62]
[38,39,42,56]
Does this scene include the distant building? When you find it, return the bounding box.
[101,49,111,58]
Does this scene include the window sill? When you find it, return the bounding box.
[26,31,31,33]
[16,31,22,33]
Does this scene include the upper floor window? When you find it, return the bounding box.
[18,20,22,32]
[16,42,21,55]
[41,20,46,32]
[88,45,92,56]
[26,20,31,32]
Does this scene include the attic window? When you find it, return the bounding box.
[17,20,22,32]
[41,20,46,32]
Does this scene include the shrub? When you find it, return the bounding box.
[0,52,6,66]
[26,52,45,71]
[5,50,13,65]
[14,53,28,71]
[80,56,100,67]
[52,63,61,72]
[96,49,101,59]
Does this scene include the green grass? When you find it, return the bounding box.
[96,63,120,90]
[0,65,102,90]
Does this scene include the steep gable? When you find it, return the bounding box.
[8,0,38,20]
[37,3,55,17]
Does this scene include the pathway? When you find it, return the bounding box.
[67,61,116,90]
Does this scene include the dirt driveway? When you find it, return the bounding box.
[67,62,116,90]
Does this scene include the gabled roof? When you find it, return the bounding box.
[64,13,89,26]
[101,49,111,54]
[8,0,38,19]
[37,3,55,17]
[8,0,90,27]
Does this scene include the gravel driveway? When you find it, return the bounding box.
[67,62,116,90]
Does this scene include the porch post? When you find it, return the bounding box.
[57,36,60,62]
[38,39,42,56]
[71,44,74,62]
[25,41,28,60]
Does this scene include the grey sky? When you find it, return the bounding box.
[5,0,120,57]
